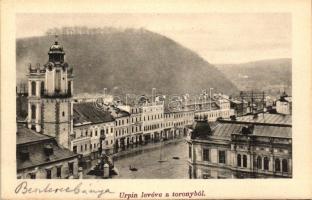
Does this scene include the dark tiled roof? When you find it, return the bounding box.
[17,126,53,145]
[212,123,243,139]
[17,127,78,170]
[211,122,291,139]
[190,120,217,139]
[234,113,292,125]
[107,106,130,119]
[73,102,115,125]
[253,125,292,138]
[191,119,292,140]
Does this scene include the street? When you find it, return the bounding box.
[112,139,189,179]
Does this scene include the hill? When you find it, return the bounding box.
[16,28,238,96]
[216,58,292,95]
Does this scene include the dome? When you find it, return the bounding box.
[48,38,65,63]
[49,41,64,52]
[191,116,212,139]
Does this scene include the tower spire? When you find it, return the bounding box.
[54,34,58,45]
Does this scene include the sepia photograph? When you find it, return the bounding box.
[16,13,292,179]
[1,0,312,199]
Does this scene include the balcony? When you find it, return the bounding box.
[42,90,72,98]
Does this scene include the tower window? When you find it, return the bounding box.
[55,70,61,92]
[31,81,36,96]
[41,81,44,95]
[31,105,36,119]
[68,81,72,96]
[62,111,65,117]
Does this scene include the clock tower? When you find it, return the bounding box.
[27,37,74,149]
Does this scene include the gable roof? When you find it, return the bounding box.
[234,113,291,126]
[16,126,78,170]
[73,102,115,126]
[17,125,53,145]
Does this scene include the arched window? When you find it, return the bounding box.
[257,156,262,169]
[55,70,61,92]
[264,157,269,170]
[68,81,71,96]
[282,159,288,173]
[40,81,44,95]
[243,155,247,167]
[31,81,36,96]
[275,158,281,172]
[237,154,241,167]
[31,105,36,119]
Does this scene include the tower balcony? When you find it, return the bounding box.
[42,90,72,98]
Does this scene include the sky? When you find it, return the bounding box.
[16,13,291,64]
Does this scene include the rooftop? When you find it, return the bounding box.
[73,102,115,126]
[213,122,291,139]
[17,125,53,145]
[189,114,292,141]
[231,113,292,126]
[17,126,78,170]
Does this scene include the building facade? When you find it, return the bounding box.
[142,101,164,142]
[164,109,194,140]
[187,114,292,179]
[185,98,233,121]
[72,102,115,156]
[129,106,144,144]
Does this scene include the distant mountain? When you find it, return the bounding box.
[16,27,238,96]
[216,58,292,95]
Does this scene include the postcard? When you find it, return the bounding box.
[1,0,312,199]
